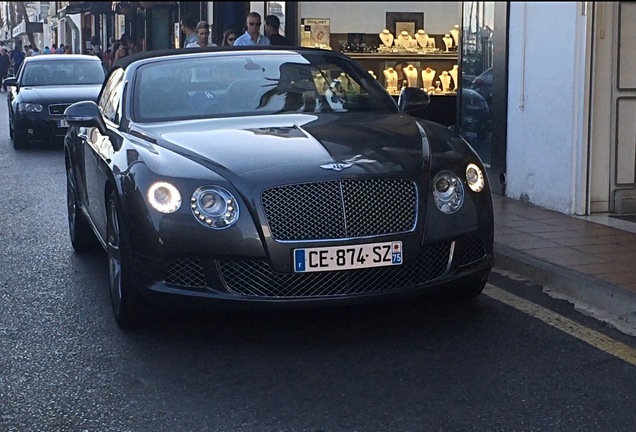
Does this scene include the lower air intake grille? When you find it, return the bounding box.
[456,236,486,267]
[219,242,451,298]
[164,258,207,288]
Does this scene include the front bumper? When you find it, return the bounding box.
[14,114,68,142]
[130,233,493,307]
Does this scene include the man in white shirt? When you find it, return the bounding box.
[233,12,271,46]
[186,21,217,48]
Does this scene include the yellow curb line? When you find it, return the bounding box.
[484,284,636,367]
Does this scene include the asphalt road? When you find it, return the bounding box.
[1,92,636,432]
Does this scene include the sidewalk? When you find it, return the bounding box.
[491,194,636,336]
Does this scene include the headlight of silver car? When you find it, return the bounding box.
[191,186,239,229]
[18,103,43,113]
[433,171,464,214]
[147,181,182,214]
[466,163,485,192]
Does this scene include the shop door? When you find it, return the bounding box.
[458,1,508,195]
[590,2,636,214]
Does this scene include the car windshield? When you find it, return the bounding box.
[21,60,106,86]
[133,52,398,122]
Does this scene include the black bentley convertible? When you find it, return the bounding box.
[63,46,494,328]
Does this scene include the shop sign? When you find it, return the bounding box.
[300,18,330,48]
[12,21,26,38]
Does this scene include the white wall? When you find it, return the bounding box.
[297,2,460,35]
[506,2,589,214]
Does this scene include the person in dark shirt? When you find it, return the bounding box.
[264,15,292,46]
[0,47,10,91]
[11,48,25,74]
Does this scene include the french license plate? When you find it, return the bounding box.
[57,119,68,128]
[294,241,402,273]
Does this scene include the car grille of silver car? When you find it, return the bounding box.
[49,104,72,115]
[160,236,485,296]
[261,179,417,241]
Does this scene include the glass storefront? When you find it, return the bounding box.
[459,1,507,195]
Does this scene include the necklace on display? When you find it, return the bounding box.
[422,67,436,90]
[415,30,428,49]
[404,65,418,87]
[397,31,412,48]
[439,70,451,92]
[448,65,458,90]
[450,25,460,46]
[443,34,453,51]
[383,67,398,91]
[379,29,394,47]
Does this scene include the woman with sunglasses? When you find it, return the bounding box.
[233,12,271,46]
[222,28,238,46]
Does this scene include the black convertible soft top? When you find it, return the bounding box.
[114,45,329,69]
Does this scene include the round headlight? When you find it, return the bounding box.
[18,103,43,113]
[466,163,485,192]
[147,181,182,213]
[433,171,464,214]
[191,186,239,229]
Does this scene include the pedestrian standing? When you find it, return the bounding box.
[113,34,131,64]
[264,15,291,46]
[233,12,271,46]
[222,28,238,46]
[11,47,25,74]
[0,47,10,91]
[180,15,198,48]
[186,21,217,48]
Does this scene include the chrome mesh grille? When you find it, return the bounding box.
[262,179,417,241]
[219,242,451,298]
[49,104,71,115]
[164,258,207,288]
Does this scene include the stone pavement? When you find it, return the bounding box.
[491,194,636,336]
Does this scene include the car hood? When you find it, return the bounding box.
[133,113,428,184]
[18,85,102,103]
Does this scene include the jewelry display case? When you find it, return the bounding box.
[346,52,459,96]
[346,52,459,126]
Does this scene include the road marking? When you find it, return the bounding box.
[484,284,636,367]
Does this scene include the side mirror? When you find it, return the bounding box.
[397,87,430,112]
[3,77,17,87]
[64,101,107,134]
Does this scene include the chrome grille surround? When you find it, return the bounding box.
[49,104,71,115]
[262,179,418,241]
[219,242,451,298]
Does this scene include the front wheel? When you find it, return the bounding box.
[107,192,152,328]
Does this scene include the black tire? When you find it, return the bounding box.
[9,118,13,139]
[66,160,100,252]
[106,192,152,329]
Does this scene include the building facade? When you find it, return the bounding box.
[0,1,632,218]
